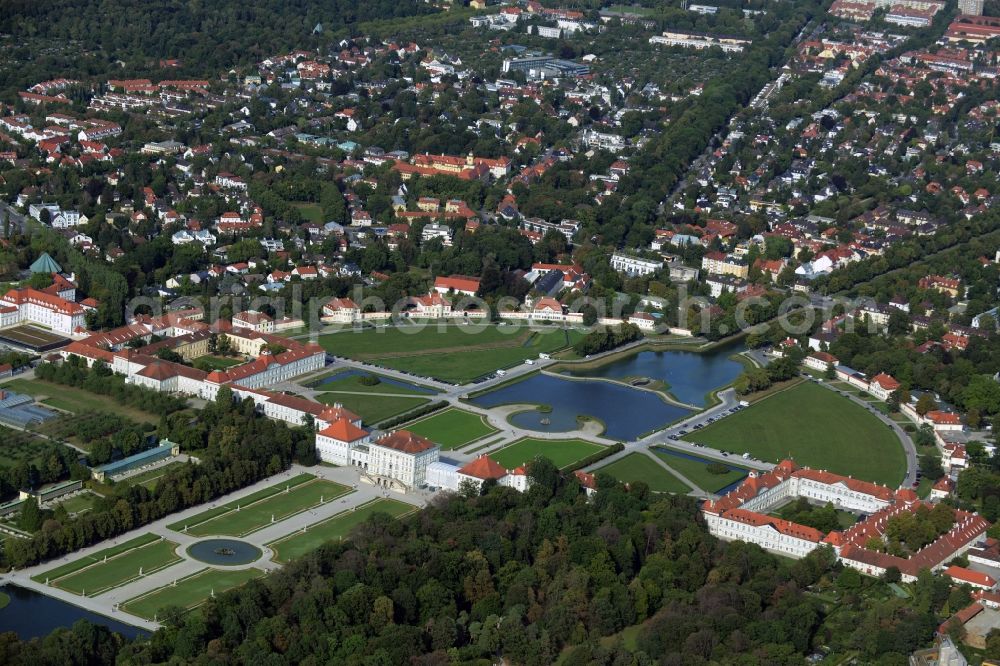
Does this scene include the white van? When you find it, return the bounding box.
[496,369,507,377]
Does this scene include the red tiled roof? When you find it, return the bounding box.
[871,373,899,391]
[928,410,962,425]
[1,287,83,315]
[325,297,358,311]
[793,468,895,502]
[721,508,824,542]
[459,455,508,480]
[434,275,481,293]
[946,566,996,588]
[374,430,436,454]
[318,418,368,443]
[809,351,839,364]
[574,469,597,489]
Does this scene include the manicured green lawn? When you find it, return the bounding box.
[269,499,416,563]
[167,473,315,532]
[121,463,183,491]
[772,503,857,530]
[193,355,243,370]
[490,438,605,470]
[122,567,265,620]
[686,382,906,486]
[293,202,324,223]
[319,324,583,383]
[315,392,430,425]
[51,538,182,596]
[177,478,352,537]
[2,378,159,424]
[653,448,748,494]
[403,408,497,449]
[56,492,98,515]
[33,533,163,584]
[597,453,691,493]
[320,323,524,356]
[307,370,437,395]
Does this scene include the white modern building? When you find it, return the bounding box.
[610,252,662,276]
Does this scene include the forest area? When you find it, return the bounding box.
[0,463,954,665]
[0,0,436,95]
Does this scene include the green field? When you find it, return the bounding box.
[293,201,324,223]
[652,448,748,493]
[490,438,605,470]
[122,567,265,620]
[121,463,183,491]
[172,476,352,537]
[315,392,430,425]
[2,378,159,424]
[307,370,437,395]
[167,473,315,532]
[55,492,98,515]
[33,533,165,585]
[318,324,583,383]
[193,355,243,370]
[772,502,857,530]
[269,499,415,563]
[686,382,906,486]
[403,408,497,450]
[48,538,182,596]
[597,453,691,493]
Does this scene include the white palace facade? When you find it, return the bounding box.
[703,460,990,579]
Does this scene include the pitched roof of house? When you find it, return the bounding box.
[928,410,962,425]
[871,373,900,391]
[720,508,824,542]
[1,287,83,315]
[318,418,369,443]
[434,275,481,293]
[374,430,436,454]
[459,455,508,480]
[574,469,597,490]
[946,565,997,588]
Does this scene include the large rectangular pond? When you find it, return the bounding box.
[469,344,748,441]
[0,585,148,640]
[566,342,747,407]
[470,373,690,440]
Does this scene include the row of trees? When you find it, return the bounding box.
[0,434,86,503]
[0,460,962,664]
[35,358,188,416]
[3,385,313,568]
[733,355,799,395]
[573,323,643,357]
